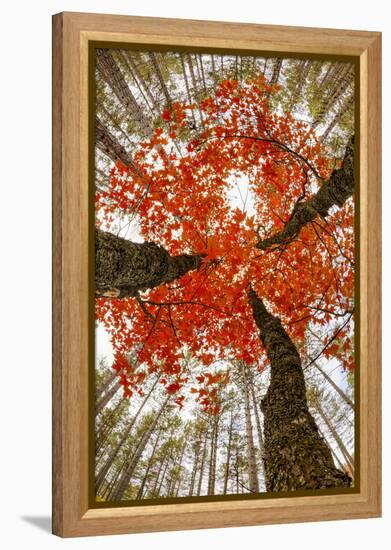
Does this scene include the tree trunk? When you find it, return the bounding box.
[312,361,354,410]
[249,378,266,483]
[257,136,354,251]
[223,412,233,494]
[320,94,354,143]
[96,49,152,137]
[148,449,169,497]
[95,374,160,491]
[136,425,163,499]
[197,430,209,496]
[95,117,134,167]
[95,379,121,415]
[156,453,172,497]
[148,52,172,106]
[314,400,354,474]
[241,363,259,492]
[95,228,204,298]
[111,396,170,501]
[189,435,202,496]
[207,417,218,495]
[248,289,351,491]
[96,369,117,401]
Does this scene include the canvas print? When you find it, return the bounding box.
[93,49,355,503]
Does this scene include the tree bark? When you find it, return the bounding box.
[95,117,134,167]
[241,363,259,492]
[248,289,351,491]
[96,49,152,137]
[256,136,354,251]
[95,228,204,298]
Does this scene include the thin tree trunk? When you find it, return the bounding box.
[149,449,169,497]
[156,450,173,496]
[312,361,354,410]
[256,136,354,251]
[95,379,121,415]
[96,369,117,401]
[189,435,202,496]
[136,425,163,499]
[223,412,233,494]
[95,374,161,491]
[197,430,209,496]
[249,378,266,482]
[111,396,170,501]
[320,94,354,143]
[207,417,218,495]
[95,117,133,166]
[313,65,354,128]
[96,49,152,136]
[248,288,351,491]
[314,400,354,473]
[149,52,172,106]
[123,51,158,111]
[95,228,204,298]
[241,363,259,492]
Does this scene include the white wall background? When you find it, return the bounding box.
[0,0,388,547]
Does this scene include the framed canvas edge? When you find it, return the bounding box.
[52,11,382,538]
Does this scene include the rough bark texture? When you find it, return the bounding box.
[257,136,354,251]
[95,117,133,167]
[248,289,351,491]
[95,228,204,298]
[96,49,152,137]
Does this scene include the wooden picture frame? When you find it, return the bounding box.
[52,11,381,538]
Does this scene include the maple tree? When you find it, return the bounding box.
[95,74,355,491]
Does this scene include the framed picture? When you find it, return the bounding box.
[52,12,381,538]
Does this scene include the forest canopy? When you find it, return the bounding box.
[94,50,355,500]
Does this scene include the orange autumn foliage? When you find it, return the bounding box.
[96,76,354,412]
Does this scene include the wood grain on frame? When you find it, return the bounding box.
[52,11,381,537]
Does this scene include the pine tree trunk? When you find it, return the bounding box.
[96,49,152,137]
[320,94,354,143]
[248,289,351,491]
[156,451,173,496]
[189,435,202,496]
[197,430,209,496]
[111,396,170,500]
[312,360,354,409]
[95,379,121,415]
[223,412,233,494]
[95,399,124,456]
[96,370,117,401]
[314,400,354,473]
[149,449,169,497]
[249,378,266,482]
[95,374,160,491]
[95,228,204,298]
[136,425,163,499]
[207,418,218,495]
[241,363,259,492]
[95,117,134,166]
